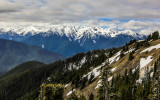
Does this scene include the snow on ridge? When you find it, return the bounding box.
[116,57,120,61]
[95,79,102,89]
[109,51,121,64]
[139,56,153,78]
[111,66,117,72]
[83,61,107,79]
[150,72,154,78]
[108,76,113,81]
[65,84,69,88]
[132,55,154,79]
[0,24,145,39]
[67,89,76,96]
[68,56,86,70]
[141,43,160,54]
[83,57,110,80]
[95,83,102,89]
[83,65,102,79]
[97,79,102,84]
[140,56,153,69]
[124,48,135,54]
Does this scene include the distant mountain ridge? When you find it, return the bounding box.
[22,33,144,57]
[0,25,146,40]
[0,38,65,72]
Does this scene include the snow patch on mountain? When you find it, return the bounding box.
[141,43,160,54]
[68,56,86,70]
[93,40,96,43]
[65,84,69,88]
[108,76,113,81]
[109,51,121,64]
[139,56,153,78]
[111,66,117,72]
[124,48,135,54]
[67,89,76,96]
[95,79,102,89]
[140,56,153,69]
[95,84,102,89]
[83,66,102,80]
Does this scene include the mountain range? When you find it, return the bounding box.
[0,25,147,57]
[0,31,159,100]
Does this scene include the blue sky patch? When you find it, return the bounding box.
[99,18,113,21]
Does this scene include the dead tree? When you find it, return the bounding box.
[158,69,160,100]
[102,59,111,100]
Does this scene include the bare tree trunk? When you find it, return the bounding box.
[158,69,160,100]
[104,70,108,100]
[40,83,45,100]
[102,59,110,100]
[103,67,110,100]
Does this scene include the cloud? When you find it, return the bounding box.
[0,0,159,35]
[119,20,160,30]
[118,20,160,35]
[0,0,22,13]
[0,0,159,22]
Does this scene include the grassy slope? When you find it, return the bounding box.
[64,38,160,99]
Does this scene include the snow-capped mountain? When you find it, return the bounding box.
[0,25,145,40]
[0,25,147,57]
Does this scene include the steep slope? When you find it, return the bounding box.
[3,61,45,77]
[62,31,160,100]
[0,48,119,100]
[0,61,46,100]
[0,38,65,72]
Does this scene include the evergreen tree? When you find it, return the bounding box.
[97,86,105,100]
[152,31,159,40]
[89,93,94,100]
[80,76,88,89]
[88,72,95,84]
[39,83,64,100]
[120,51,124,59]
[147,34,152,41]
[79,95,86,100]
[135,42,140,50]
[129,51,134,61]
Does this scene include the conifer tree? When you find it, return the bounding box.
[79,94,86,100]
[89,93,94,100]
[129,52,134,61]
[120,51,124,58]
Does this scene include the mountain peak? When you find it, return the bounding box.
[0,25,146,39]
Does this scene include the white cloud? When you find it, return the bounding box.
[119,20,160,30]
[0,0,22,13]
[0,0,159,23]
[0,0,159,35]
[118,20,160,35]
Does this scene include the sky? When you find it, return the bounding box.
[0,0,160,34]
